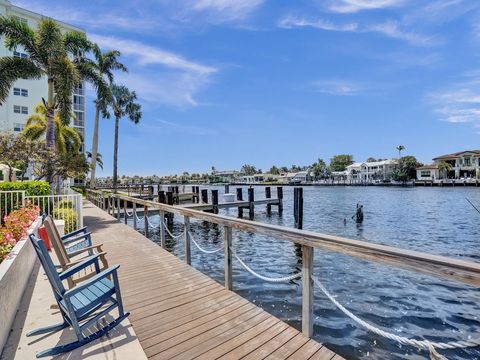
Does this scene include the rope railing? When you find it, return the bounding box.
[144,214,161,229]
[188,230,223,254]
[312,276,480,360]
[163,219,186,239]
[231,247,302,283]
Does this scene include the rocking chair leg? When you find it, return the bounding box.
[27,320,69,337]
[35,312,129,358]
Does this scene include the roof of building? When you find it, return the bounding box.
[346,162,363,169]
[362,159,397,167]
[417,164,439,170]
[433,150,480,160]
[0,163,20,171]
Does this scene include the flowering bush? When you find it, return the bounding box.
[0,205,39,262]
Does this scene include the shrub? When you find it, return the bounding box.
[0,181,50,196]
[57,199,74,209]
[0,205,39,262]
[53,207,78,233]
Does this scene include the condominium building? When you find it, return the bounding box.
[0,0,86,149]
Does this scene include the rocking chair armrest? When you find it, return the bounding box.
[59,254,101,280]
[64,251,107,267]
[62,232,92,246]
[61,227,88,240]
[64,265,120,297]
[68,244,104,258]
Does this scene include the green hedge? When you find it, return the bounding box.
[0,181,50,196]
[53,208,78,233]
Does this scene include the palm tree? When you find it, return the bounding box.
[86,151,104,170]
[23,103,82,154]
[0,17,92,184]
[437,161,453,180]
[89,45,127,188]
[396,145,405,158]
[106,84,142,190]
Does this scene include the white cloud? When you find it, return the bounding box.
[278,16,437,46]
[428,77,480,126]
[90,34,216,75]
[89,34,217,108]
[327,0,407,13]
[312,80,364,96]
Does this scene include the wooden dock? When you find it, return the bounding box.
[83,201,342,359]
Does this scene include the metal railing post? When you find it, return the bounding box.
[124,200,128,225]
[184,216,191,264]
[302,245,314,337]
[224,225,232,290]
[116,197,120,221]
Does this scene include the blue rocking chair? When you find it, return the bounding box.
[28,234,129,358]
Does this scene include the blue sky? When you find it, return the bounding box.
[14,0,480,176]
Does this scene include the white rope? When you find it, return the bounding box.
[145,215,160,229]
[312,276,480,360]
[188,231,223,254]
[163,220,186,239]
[125,209,133,217]
[231,247,302,283]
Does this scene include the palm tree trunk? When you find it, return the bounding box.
[113,115,119,192]
[46,79,56,189]
[89,104,100,189]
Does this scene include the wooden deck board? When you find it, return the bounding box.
[83,201,344,360]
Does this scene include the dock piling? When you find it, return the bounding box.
[144,205,149,238]
[184,216,191,265]
[236,188,243,218]
[201,189,209,204]
[302,245,314,337]
[212,190,219,214]
[248,188,255,220]
[294,187,304,229]
[265,187,272,215]
[224,225,232,290]
[277,187,284,215]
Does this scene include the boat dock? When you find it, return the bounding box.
[82,202,341,359]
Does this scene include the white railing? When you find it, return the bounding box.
[26,194,83,229]
[0,191,26,224]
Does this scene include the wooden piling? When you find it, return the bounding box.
[184,216,191,265]
[236,188,243,218]
[294,187,304,229]
[211,190,219,214]
[166,191,174,226]
[265,187,272,215]
[277,186,284,215]
[248,188,254,220]
[144,205,149,238]
[201,189,209,204]
[302,245,314,337]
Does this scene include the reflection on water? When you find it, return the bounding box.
[127,186,480,359]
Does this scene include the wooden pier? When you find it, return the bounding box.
[83,201,342,359]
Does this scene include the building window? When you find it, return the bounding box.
[13,88,28,97]
[13,123,24,132]
[14,105,28,114]
[13,51,28,59]
[420,171,431,177]
[464,158,471,166]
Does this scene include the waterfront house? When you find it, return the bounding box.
[432,150,480,179]
[346,159,397,182]
[416,164,440,181]
[212,170,242,183]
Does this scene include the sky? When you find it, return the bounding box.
[12,0,480,176]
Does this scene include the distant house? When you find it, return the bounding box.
[212,170,241,183]
[416,164,439,181]
[346,159,397,182]
[242,174,264,184]
[290,170,311,184]
[432,150,480,179]
[277,172,297,184]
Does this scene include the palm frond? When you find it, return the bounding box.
[35,18,64,64]
[51,57,80,124]
[0,57,42,103]
[22,124,45,140]
[0,16,39,62]
[64,31,92,56]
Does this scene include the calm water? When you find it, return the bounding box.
[128,186,480,359]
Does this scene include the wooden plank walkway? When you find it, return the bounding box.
[83,201,343,360]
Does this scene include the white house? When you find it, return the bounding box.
[0,164,19,182]
[212,170,241,183]
[346,159,397,182]
[432,150,480,179]
[416,164,440,181]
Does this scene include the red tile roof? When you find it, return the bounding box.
[432,150,480,160]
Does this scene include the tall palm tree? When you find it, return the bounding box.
[23,103,82,154]
[86,151,104,170]
[0,17,92,184]
[106,84,142,190]
[396,145,405,158]
[89,45,127,188]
